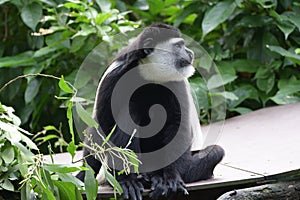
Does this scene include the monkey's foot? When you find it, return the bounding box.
[149,175,188,200]
[119,174,144,200]
[193,145,225,180]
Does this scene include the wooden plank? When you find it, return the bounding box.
[45,152,264,194]
[94,164,265,199]
[185,164,264,190]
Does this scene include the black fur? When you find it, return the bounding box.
[77,23,224,200]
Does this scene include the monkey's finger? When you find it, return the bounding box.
[167,180,177,192]
[178,183,189,195]
[137,182,144,192]
[149,185,162,199]
[125,182,137,200]
[150,176,162,190]
[161,184,169,197]
[131,181,143,200]
[121,183,129,199]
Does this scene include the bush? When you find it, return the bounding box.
[0,0,139,134]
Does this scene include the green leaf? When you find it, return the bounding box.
[53,181,83,200]
[254,66,270,79]
[21,2,43,31]
[0,51,35,68]
[43,163,85,173]
[18,153,29,177]
[70,36,87,53]
[228,84,259,109]
[63,2,85,11]
[0,121,22,143]
[20,133,38,150]
[0,0,9,5]
[75,102,98,128]
[173,3,197,27]
[13,142,35,157]
[59,76,74,93]
[44,125,58,131]
[254,0,277,8]
[282,11,300,31]
[238,15,272,28]
[41,169,55,191]
[67,101,75,142]
[121,150,140,173]
[207,74,237,89]
[72,24,96,38]
[20,178,31,200]
[147,0,164,15]
[223,91,239,100]
[229,107,253,115]
[95,0,111,12]
[67,141,77,160]
[190,77,209,110]
[276,20,295,40]
[39,181,56,200]
[211,91,238,101]
[84,167,98,200]
[1,180,14,191]
[95,13,112,25]
[58,173,84,187]
[2,145,14,164]
[33,46,58,58]
[256,73,275,93]
[134,0,149,10]
[266,45,300,65]
[25,79,40,104]
[220,59,260,73]
[202,0,236,40]
[35,134,59,142]
[103,167,123,195]
[102,125,116,147]
[271,76,300,104]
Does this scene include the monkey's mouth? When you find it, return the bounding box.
[177,59,192,68]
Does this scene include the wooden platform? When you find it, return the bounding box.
[45,102,300,199]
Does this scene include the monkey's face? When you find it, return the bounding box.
[139,37,195,83]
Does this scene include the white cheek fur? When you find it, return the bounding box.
[138,62,195,83]
[138,39,195,83]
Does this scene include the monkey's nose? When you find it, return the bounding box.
[185,48,194,62]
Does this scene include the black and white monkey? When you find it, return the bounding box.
[77,23,224,200]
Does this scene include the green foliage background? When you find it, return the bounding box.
[0,0,300,146]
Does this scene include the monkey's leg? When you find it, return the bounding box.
[181,145,225,183]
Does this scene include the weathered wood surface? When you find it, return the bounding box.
[218,179,300,200]
[45,102,300,199]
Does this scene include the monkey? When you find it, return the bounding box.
[77,23,224,200]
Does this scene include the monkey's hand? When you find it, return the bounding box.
[149,171,188,200]
[118,174,144,200]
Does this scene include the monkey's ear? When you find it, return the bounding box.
[141,27,160,55]
[143,38,154,55]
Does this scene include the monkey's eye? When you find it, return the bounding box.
[174,42,183,49]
